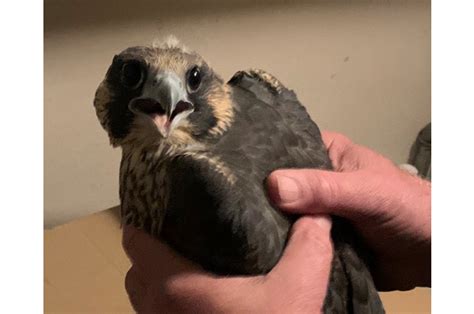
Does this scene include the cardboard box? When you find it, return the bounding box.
[44,208,430,313]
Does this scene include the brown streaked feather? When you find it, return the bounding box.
[206,84,234,136]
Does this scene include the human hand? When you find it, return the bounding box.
[123,216,333,313]
[267,131,431,291]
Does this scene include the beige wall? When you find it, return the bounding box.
[45,0,431,227]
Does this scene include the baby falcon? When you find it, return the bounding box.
[94,40,384,313]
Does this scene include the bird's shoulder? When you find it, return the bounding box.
[224,68,330,170]
[226,68,314,127]
[229,69,286,94]
[227,69,294,104]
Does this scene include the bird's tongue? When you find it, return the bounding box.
[152,101,193,137]
[153,114,171,136]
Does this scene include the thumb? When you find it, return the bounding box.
[267,168,386,219]
[266,216,333,306]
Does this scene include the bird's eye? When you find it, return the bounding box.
[121,61,144,89]
[187,66,202,92]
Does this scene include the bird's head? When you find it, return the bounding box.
[94,39,233,148]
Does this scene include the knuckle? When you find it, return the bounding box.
[162,275,209,307]
[332,133,352,146]
[124,269,133,293]
[124,266,138,294]
[323,131,352,147]
[162,276,187,301]
[294,221,332,253]
[124,266,143,311]
[162,278,192,310]
[308,173,338,209]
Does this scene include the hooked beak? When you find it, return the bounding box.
[129,71,194,137]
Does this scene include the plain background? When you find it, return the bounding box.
[44,0,430,227]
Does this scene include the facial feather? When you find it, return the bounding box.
[93,40,234,150]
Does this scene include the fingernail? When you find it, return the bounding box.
[313,215,332,231]
[274,175,302,204]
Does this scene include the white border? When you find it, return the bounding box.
[0,0,43,312]
[1,0,473,312]
[433,0,474,312]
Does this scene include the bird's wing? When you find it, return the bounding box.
[227,69,331,170]
[228,69,385,314]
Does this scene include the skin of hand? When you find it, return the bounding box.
[266,131,431,291]
[123,215,333,313]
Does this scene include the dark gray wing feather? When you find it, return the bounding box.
[159,69,384,313]
[226,70,385,314]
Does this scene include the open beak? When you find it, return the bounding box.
[129,71,194,137]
